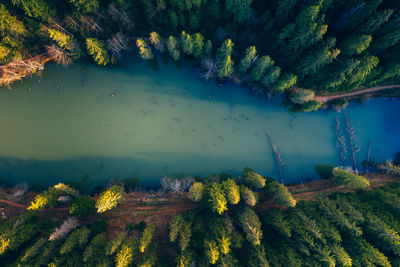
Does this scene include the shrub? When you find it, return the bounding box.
[332,168,370,189]
[265,180,296,207]
[314,164,335,179]
[69,195,94,216]
[189,182,203,202]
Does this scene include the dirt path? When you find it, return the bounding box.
[314,84,400,103]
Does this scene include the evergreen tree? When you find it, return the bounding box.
[205,240,220,264]
[86,38,110,66]
[192,33,204,58]
[0,4,26,37]
[149,32,164,52]
[181,31,194,55]
[332,168,370,189]
[262,66,281,87]
[139,224,155,253]
[221,179,240,205]
[115,242,134,267]
[11,0,50,21]
[106,232,125,256]
[239,46,257,73]
[189,182,203,202]
[274,74,297,92]
[265,180,296,207]
[218,55,234,78]
[206,183,228,215]
[204,40,213,55]
[243,168,266,189]
[69,0,100,13]
[238,207,262,246]
[290,88,315,104]
[225,0,253,23]
[341,34,372,55]
[250,55,274,81]
[166,36,181,61]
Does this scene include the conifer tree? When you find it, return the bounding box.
[250,55,274,81]
[262,66,281,87]
[222,179,240,204]
[139,224,156,253]
[218,55,234,78]
[239,46,257,73]
[192,33,204,58]
[11,0,50,21]
[332,168,370,189]
[106,233,125,256]
[243,168,266,189]
[290,88,315,104]
[205,240,220,264]
[218,235,231,255]
[48,29,75,51]
[341,34,372,55]
[115,243,134,267]
[265,180,296,207]
[204,40,213,55]
[181,31,194,55]
[241,185,257,206]
[86,38,109,66]
[0,4,26,37]
[274,74,297,92]
[225,0,253,23]
[69,0,100,14]
[238,207,262,246]
[166,36,181,61]
[206,183,228,214]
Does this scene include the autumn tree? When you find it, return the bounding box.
[136,38,153,60]
[95,185,124,213]
[149,32,164,52]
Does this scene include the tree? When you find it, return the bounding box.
[47,29,75,51]
[27,187,62,210]
[222,179,240,204]
[262,66,281,87]
[218,235,231,255]
[139,224,156,253]
[250,55,274,81]
[95,185,124,213]
[240,186,256,206]
[149,32,164,52]
[204,40,213,55]
[205,240,220,264]
[69,195,94,216]
[137,38,153,60]
[83,233,107,264]
[238,207,262,246]
[193,33,204,58]
[217,39,234,60]
[265,180,296,207]
[206,183,228,214]
[274,74,297,92]
[0,4,26,37]
[49,217,79,241]
[332,245,352,267]
[189,182,203,202]
[106,232,125,256]
[239,46,257,73]
[218,55,234,78]
[86,38,109,66]
[181,31,194,55]
[60,227,90,254]
[21,238,46,261]
[225,0,253,23]
[54,183,78,196]
[332,168,370,189]
[243,168,266,189]
[166,36,181,61]
[341,34,372,55]
[115,243,134,267]
[69,0,100,13]
[0,234,10,255]
[11,0,50,21]
[290,89,315,104]
[169,214,184,242]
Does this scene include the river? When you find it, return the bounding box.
[1,57,399,186]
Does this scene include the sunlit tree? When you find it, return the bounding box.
[86,38,109,66]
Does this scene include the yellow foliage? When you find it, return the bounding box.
[206,241,219,264]
[0,234,10,255]
[115,244,133,267]
[27,194,48,210]
[95,185,124,213]
[219,235,231,255]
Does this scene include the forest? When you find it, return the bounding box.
[0,0,400,109]
[0,162,399,266]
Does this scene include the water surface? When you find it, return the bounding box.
[1,58,399,186]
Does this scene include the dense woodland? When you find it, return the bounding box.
[0,162,399,266]
[1,0,400,109]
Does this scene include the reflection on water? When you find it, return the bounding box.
[0,57,400,186]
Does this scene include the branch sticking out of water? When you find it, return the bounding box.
[344,113,359,174]
[265,127,285,185]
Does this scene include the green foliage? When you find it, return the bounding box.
[60,227,90,254]
[289,89,315,104]
[314,164,334,179]
[180,31,194,55]
[47,29,75,51]
[238,207,262,246]
[83,233,107,265]
[28,187,62,210]
[69,195,94,216]
[192,33,204,58]
[341,34,372,55]
[299,100,323,112]
[243,168,266,189]
[240,185,257,206]
[149,32,164,51]
[265,180,296,207]
[86,38,109,66]
[250,55,273,81]
[166,36,181,61]
[106,232,125,256]
[239,46,257,73]
[225,0,253,23]
[206,182,228,215]
[11,0,50,21]
[205,240,219,264]
[0,4,26,36]
[69,0,99,13]
[221,179,240,205]
[189,182,203,202]
[95,185,124,213]
[332,168,370,189]
[274,74,297,92]
[139,224,155,253]
[218,55,234,78]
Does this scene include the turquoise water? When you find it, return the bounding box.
[1,58,400,186]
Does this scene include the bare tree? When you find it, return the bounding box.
[108,4,132,27]
[80,16,103,34]
[107,33,128,63]
[64,16,80,31]
[201,57,218,80]
[49,217,79,241]
[45,45,73,66]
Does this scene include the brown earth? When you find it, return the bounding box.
[314,84,400,103]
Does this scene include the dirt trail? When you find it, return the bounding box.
[314,84,400,103]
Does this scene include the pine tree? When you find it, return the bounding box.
[205,240,220,264]
[262,66,281,87]
[341,34,372,55]
[204,40,213,55]
[218,235,231,255]
[139,224,155,253]
[206,183,228,214]
[0,4,26,37]
[332,168,370,189]
[359,9,393,34]
[265,180,296,207]
[192,33,204,58]
[238,207,262,246]
[136,38,153,60]
[0,234,10,255]
[239,46,257,73]
[86,38,109,66]
[60,227,90,254]
[95,185,124,213]
[217,39,234,60]
[218,55,234,78]
[241,185,257,206]
[189,182,203,202]
[48,29,75,51]
[166,36,181,61]
[274,74,297,92]
[106,232,125,256]
[115,243,134,267]
[222,179,240,204]
[11,0,50,21]
[169,214,184,242]
[181,31,194,55]
[69,0,100,14]
[243,168,266,189]
[21,238,46,261]
[225,0,253,23]
[250,55,274,81]
[290,88,315,104]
